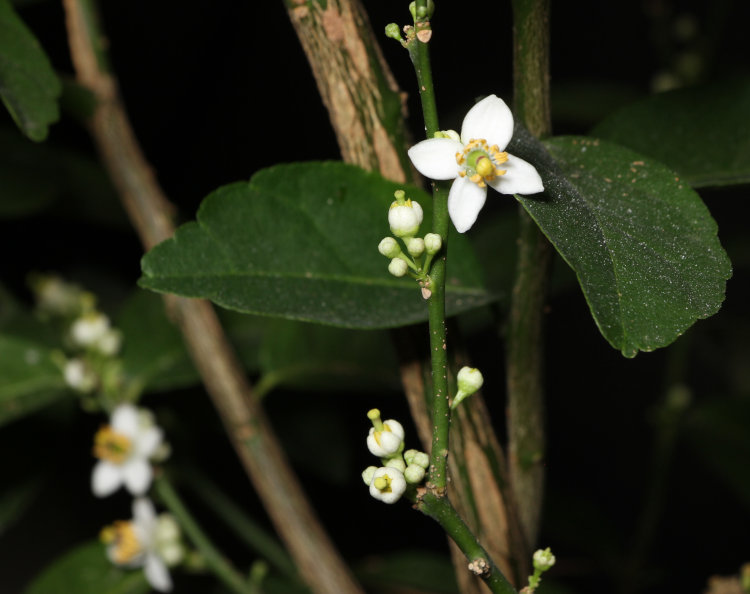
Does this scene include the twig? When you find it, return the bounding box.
[61,1,364,592]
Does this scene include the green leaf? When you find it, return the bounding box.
[0,475,41,536]
[356,550,458,594]
[25,540,150,594]
[0,0,62,141]
[591,77,750,188]
[139,162,493,329]
[116,290,199,394]
[256,320,398,397]
[510,133,731,357]
[0,334,68,426]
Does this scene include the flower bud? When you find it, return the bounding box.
[424,233,442,254]
[369,467,406,504]
[404,464,425,484]
[384,23,403,42]
[406,237,425,258]
[388,200,423,238]
[452,367,484,410]
[378,237,401,258]
[362,466,378,485]
[533,547,556,571]
[457,366,484,394]
[64,358,97,393]
[404,449,430,469]
[70,312,111,348]
[385,457,406,473]
[367,410,405,458]
[388,258,408,278]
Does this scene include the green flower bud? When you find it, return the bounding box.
[533,547,556,571]
[404,449,429,469]
[362,465,378,485]
[385,457,406,473]
[384,23,403,42]
[388,258,408,277]
[378,237,401,258]
[406,237,425,258]
[424,233,442,254]
[452,367,484,410]
[404,464,426,484]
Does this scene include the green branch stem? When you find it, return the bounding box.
[408,26,451,493]
[155,477,253,594]
[417,493,518,594]
[507,0,553,547]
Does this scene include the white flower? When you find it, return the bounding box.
[101,498,181,592]
[64,358,97,393]
[70,311,111,347]
[366,409,405,458]
[408,94,544,233]
[92,404,164,497]
[388,199,423,238]
[533,547,556,571]
[368,466,407,504]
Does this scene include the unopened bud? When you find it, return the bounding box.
[404,464,426,484]
[378,237,401,258]
[424,233,442,254]
[406,237,425,258]
[388,258,408,277]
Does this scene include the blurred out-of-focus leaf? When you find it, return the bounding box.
[24,540,150,594]
[140,162,494,329]
[591,77,750,188]
[0,334,67,426]
[356,550,459,594]
[0,0,61,141]
[256,319,399,398]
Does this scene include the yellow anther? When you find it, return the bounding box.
[93,425,132,465]
[101,520,143,564]
[469,174,482,184]
[495,168,507,177]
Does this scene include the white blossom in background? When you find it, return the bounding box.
[70,311,122,355]
[101,498,183,592]
[64,358,97,393]
[92,403,164,497]
[408,94,544,233]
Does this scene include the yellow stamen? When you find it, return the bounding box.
[93,425,132,465]
[101,520,143,564]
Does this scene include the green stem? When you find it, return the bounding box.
[507,0,553,547]
[181,468,299,581]
[154,476,254,594]
[408,25,450,492]
[418,492,518,594]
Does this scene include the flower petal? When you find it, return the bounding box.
[92,461,122,497]
[144,553,173,592]
[133,497,157,526]
[111,403,139,436]
[448,177,488,233]
[122,458,153,496]
[487,154,544,196]
[408,138,462,180]
[136,426,163,458]
[460,95,514,150]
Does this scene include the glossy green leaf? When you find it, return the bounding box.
[25,540,150,594]
[0,334,68,426]
[0,0,62,141]
[591,77,750,188]
[140,162,493,329]
[510,133,731,357]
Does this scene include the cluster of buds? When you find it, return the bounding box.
[29,274,124,398]
[378,190,442,299]
[362,409,430,504]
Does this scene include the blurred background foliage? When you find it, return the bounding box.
[1,0,749,592]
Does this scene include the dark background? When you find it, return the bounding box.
[1,0,749,593]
